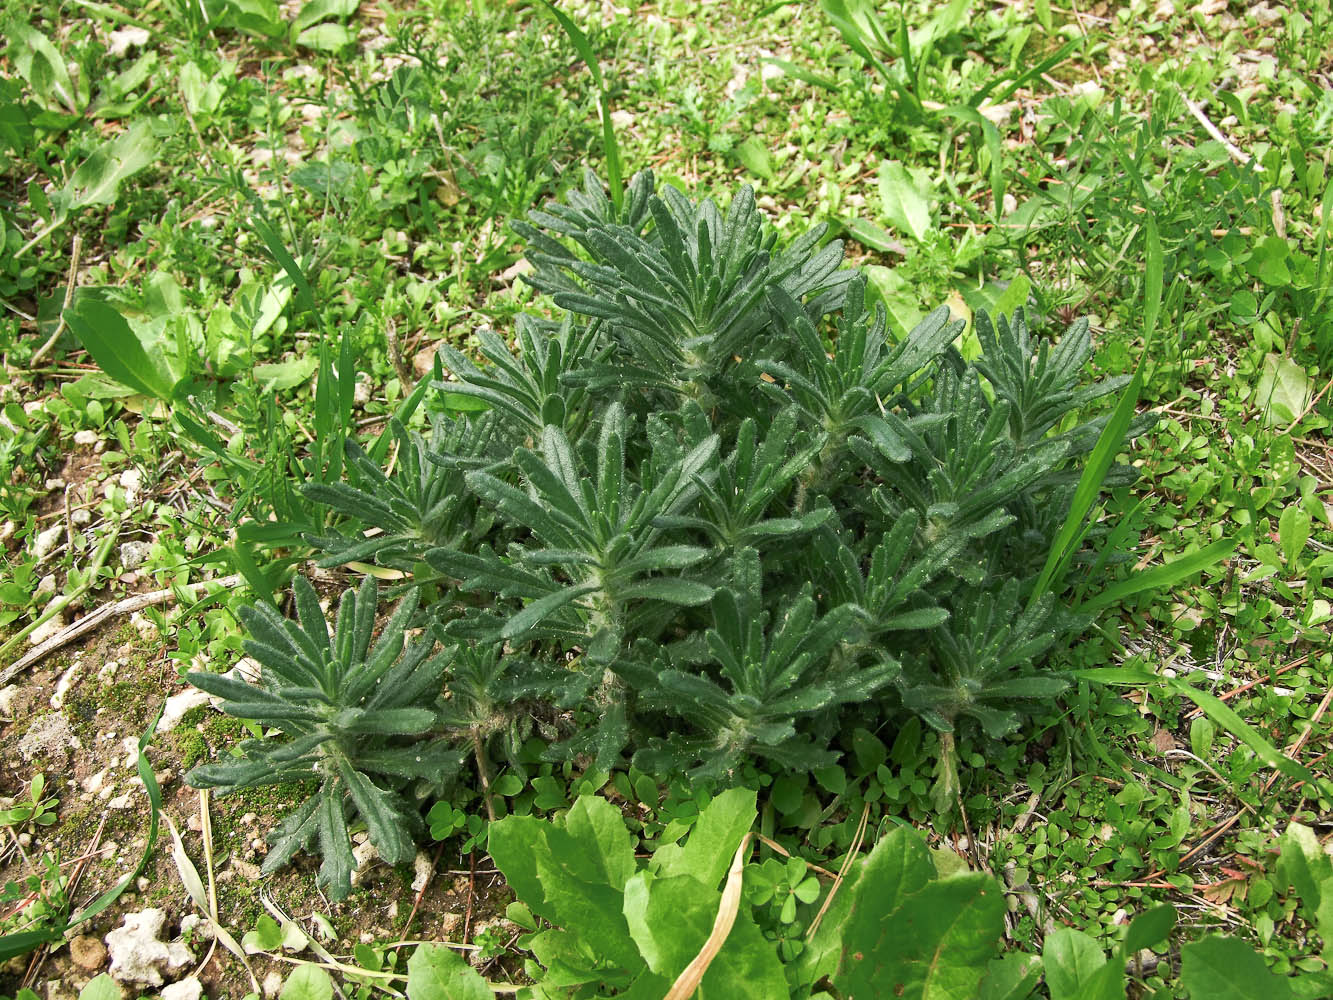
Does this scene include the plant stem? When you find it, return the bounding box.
[471,727,496,822]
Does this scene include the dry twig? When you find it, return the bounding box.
[0,574,243,686]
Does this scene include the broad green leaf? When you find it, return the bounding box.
[77,976,121,1000]
[7,22,79,112]
[219,0,285,37]
[1254,353,1313,426]
[64,298,177,401]
[1043,927,1123,1000]
[990,275,1031,324]
[295,23,353,50]
[65,122,157,209]
[488,809,640,970]
[1278,504,1311,566]
[291,0,359,33]
[406,942,493,1000]
[1122,904,1176,956]
[734,137,774,180]
[1276,822,1333,959]
[564,795,637,892]
[1179,936,1296,1000]
[652,787,756,887]
[843,217,907,254]
[1245,235,1293,286]
[179,61,225,115]
[978,953,1040,1000]
[834,871,1005,1000]
[864,264,925,338]
[278,965,334,1000]
[878,160,933,243]
[912,0,970,47]
[622,872,787,999]
[241,914,286,953]
[486,816,550,917]
[255,356,319,393]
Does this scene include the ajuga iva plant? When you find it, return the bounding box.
[190,167,1189,885]
[302,412,501,573]
[185,578,461,900]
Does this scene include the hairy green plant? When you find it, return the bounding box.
[186,578,461,900]
[192,170,1214,883]
[303,412,499,572]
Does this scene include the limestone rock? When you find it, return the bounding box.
[105,908,194,987]
[118,541,151,571]
[350,841,378,886]
[161,978,204,1000]
[32,524,63,561]
[18,713,76,763]
[158,687,211,733]
[28,613,66,647]
[0,684,20,718]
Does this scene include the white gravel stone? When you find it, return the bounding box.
[28,614,65,647]
[118,540,152,571]
[105,908,194,987]
[411,851,432,893]
[350,841,379,886]
[161,979,203,1000]
[31,524,63,561]
[50,661,81,710]
[18,713,76,762]
[158,687,211,733]
[107,26,150,57]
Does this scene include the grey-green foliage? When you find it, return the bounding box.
[192,169,1158,883]
[314,170,1148,769]
[185,578,461,900]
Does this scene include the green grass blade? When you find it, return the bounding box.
[1027,367,1145,604]
[600,97,624,211]
[0,929,61,963]
[1142,213,1163,341]
[760,56,839,91]
[238,186,317,319]
[67,705,164,927]
[1313,176,1333,314]
[974,37,1079,108]
[1078,536,1235,613]
[228,537,279,607]
[1073,668,1333,797]
[939,106,1004,220]
[540,1,622,212]
[1029,215,1163,607]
